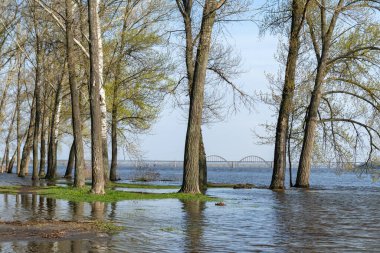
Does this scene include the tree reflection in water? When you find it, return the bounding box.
[181,200,206,253]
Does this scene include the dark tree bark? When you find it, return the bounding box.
[180,0,218,194]
[288,113,294,187]
[176,0,208,193]
[46,73,64,180]
[16,64,22,175]
[295,0,343,188]
[64,141,75,178]
[32,6,42,181]
[110,89,118,181]
[270,0,308,189]
[2,107,16,173]
[0,81,10,116]
[88,0,105,194]
[109,6,130,182]
[7,150,16,174]
[198,130,207,193]
[19,99,36,177]
[102,136,109,183]
[65,0,86,187]
[39,94,48,177]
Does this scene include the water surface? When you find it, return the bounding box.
[0,165,380,252]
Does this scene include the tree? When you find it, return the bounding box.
[88,0,105,194]
[176,0,209,192]
[62,0,86,187]
[296,0,380,187]
[46,60,64,179]
[269,0,310,190]
[105,0,173,181]
[19,99,35,177]
[180,0,222,194]
[31,0,42,181]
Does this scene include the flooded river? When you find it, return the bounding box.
[1,165,380,252]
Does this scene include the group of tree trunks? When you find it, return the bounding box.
[2,0,378,195]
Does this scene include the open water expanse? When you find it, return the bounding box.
[1,164,380,252]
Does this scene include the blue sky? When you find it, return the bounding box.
[138,22,279,161]
[56,14,281,162]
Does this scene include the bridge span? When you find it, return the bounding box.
[110,155,365,170]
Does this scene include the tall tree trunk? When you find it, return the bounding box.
[19,99,36,177]
[180,0,217,194]
[295,0,343,188]
[295,63,326,188]
[110,87,118,181]
[109,7,130,182]
[177,0,208,192]
[32,3,42,181]
[16,63,22,175]
[39,95,48,177]
[288,113,294,187]
[295,61,327,187]
[46,76,63,180]
[2,106,17,172]
[198,129,207,193]
[270,0,307,190]
[97,13,109,183]
[64,142,75,178]
[65,0,86,187]
[46,69,64,179]
[88,0,105,194]
[7,150,16,174]
[0,80,10,118]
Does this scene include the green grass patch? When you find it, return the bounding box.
[36,186,217,203]
[57,180,180,190]
[0,186,21,194]
[93,220,125,233]
[160,226,176,232]
[109,182,179,189]
[207,183,236,188]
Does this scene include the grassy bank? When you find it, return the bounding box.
[0,185,217,203]
[109,182,180,189]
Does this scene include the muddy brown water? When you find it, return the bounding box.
[0,166,380,252]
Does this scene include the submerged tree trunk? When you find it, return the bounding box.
[88,0,105,194]
[296,61,327,187]
[270,0,307,190]
[19,99,36,177]
[177,0,209,193]
[180,0,217,194]
[64,142,75,178]
[109,7,130,182]
[110,86,118,181]
[295,0,343,188]
[288,113,294,187]
[32,16,42,181]
[65,0,86,187]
